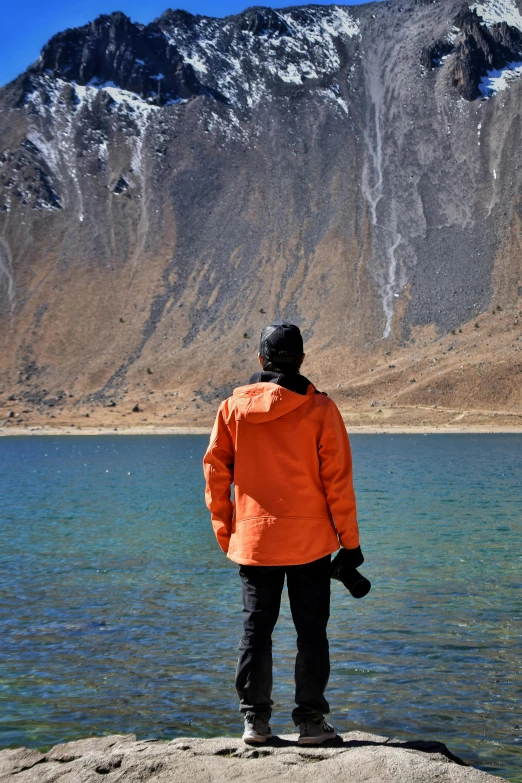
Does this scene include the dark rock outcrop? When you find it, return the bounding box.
[236,8,293,37]
[421,38,456,69]
[33,11,222,105]
[0,139,61,212]
[450,6,522,99]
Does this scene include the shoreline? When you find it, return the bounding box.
[2,424,522,436]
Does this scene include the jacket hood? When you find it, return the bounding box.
[230,381,316,423]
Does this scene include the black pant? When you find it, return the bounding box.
[235,555,331,725]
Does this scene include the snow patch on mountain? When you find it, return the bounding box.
[160,5,359,108]
[471,0,522,31]
[75,80,163,113]
[284,6,359,44]
[479,59,522,93]
[25,128,61,176]
[25,75,165,117]
[268,62,303,84]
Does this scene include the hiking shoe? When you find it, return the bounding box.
[242,715,273,745]
[297,718,337,745]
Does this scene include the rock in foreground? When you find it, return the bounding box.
[0,731,507,782]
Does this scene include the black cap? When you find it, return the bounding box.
[259,322,304,363]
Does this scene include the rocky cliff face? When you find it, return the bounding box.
[0,0,521,427]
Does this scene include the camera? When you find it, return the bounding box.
[330,548,371,599]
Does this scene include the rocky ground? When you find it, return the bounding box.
[0,732,508,783]
[1,302,520,432]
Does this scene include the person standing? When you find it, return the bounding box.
[203,322,362,746]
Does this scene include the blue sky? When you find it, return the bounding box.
[0,0,370,87]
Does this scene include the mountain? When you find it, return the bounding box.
[0,0,521,430]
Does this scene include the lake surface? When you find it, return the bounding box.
[0,434,520,781]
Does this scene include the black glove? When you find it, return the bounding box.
[331,545,364,578]
[330,547,371,599]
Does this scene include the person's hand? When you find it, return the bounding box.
[331,546,364,579]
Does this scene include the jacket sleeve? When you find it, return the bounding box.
[203,402,235,553]
[318,399,360,550]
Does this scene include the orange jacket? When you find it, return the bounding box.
[203,381,359,566]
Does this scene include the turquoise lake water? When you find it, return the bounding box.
[0,434,520,780]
